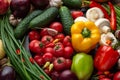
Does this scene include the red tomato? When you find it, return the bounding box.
[63,36,72,47]
[49,22,63,33]
[44,47,55,55]
[113,72,120,80]
[29,30,40,41]
[71,11,84,19]
[100,78,111,80]
[29,40,45,55]
[40,28,49,37]
[34,55,45,66]
[44,68,51,76]
[65,59,72,69]
[53,42,64,57]
[64,46,74,59]
[42,52,54,62]
[41,35,54,45]
[53,57,66,71]
[54,33,65,42]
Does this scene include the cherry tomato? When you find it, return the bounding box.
[29,30,40,41]
[65,59,72,69]
[51,71,60,80]
[44,47,55,55]
[34,55,45,66]
[40,28,49,37]
[44,68,51,76]
[63,35,72,47]
[49,22,63,33]
[100,78,111,80]
[41,35,54,45]
[29,40,45,55]
[42,52,54,62]
[113,71,120,80]
[54,33,65,42]
[53,57,66,71]
[53,42,64,57]
[71,11,84,19]
[64,46,74,59]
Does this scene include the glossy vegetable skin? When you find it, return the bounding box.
[94,45,119,71]
[71,53,93,80]
[0,66,16,80]
[71,21,101,53]
[10,0,30,18]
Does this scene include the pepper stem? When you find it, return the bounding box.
[81,28,91,38]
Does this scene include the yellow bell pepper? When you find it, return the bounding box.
[71,21,101,53]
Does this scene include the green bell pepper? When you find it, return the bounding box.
[71,53,93,80]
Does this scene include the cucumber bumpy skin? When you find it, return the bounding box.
[29,7,59,28]
[14,10,43,39]
[59,6,74,35]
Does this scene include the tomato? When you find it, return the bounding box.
[42,52,54,62]
[65,59,72,69]
[113,72,120,80]
[44,68,51,76]
[41,35,54,45]
[64,46,74,59]
[93,0,109,3]
[54,33,65,42]
[63,36,72,47]
[53,42,64,57]
[34,55,45,66]
[44,47,55,55]
[28,30,40,41]
[49,22,63,33]
[40,28,49,37]
[71,11,84,19]
[53,57,66,71]
[100,78,111,80]
[29,40,45,55]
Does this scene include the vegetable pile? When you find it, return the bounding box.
[0,0,120,80]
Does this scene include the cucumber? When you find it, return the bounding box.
[62,0,82,8]
[29,7,59,28]
[59,6,74,35]
[14,10,43,39]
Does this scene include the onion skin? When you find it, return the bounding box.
[59,70,78,80]
[0,0,10,15]
[30,0,49,9]
[0,66,16,80]
[10,0,30,18]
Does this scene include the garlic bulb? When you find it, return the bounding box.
[49,0,63,7]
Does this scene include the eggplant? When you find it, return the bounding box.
[0,66,16,80]
[10,0,30,18]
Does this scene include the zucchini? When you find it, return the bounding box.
[59,6,74,35]
[29,7,59,28]
[62,0,82,9]
[14,10,42,39]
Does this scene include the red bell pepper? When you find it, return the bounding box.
[94,45,119,71]
[89,1,110,20]
[108,2,116,31]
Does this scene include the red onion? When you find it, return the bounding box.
[30,0,49,9]
[10,0,30,18]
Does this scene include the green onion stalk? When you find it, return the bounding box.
[0,14,51,80]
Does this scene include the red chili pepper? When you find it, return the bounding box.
[108,2,116,31]
[89,1,110,20]
[94,45,119,71]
